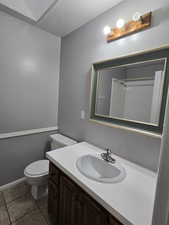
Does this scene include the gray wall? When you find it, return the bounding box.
[0,131,57,186]
[0,12,60,186]
[96,70,114,115]
[96,68,125,116]
[125,61,165,79]
[59,0,169,171]
[124,63,165,123]
[0,11,61,133]
[124,81,153,122]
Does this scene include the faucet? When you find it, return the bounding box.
[101,148,116,164]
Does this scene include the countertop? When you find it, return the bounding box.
[46,142,157,225]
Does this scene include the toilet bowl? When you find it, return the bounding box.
[24,134,77,200]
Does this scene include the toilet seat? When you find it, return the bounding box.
[24,160,49,178]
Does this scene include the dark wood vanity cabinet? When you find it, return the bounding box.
[48,163,60,225]
[80,192,108,225]
[48,181,59,225]
[59,175,107,225]
[109,216,123,225]
[59,175,83,225]
[48,162,123,225]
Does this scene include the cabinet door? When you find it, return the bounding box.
[59,175,83,225]
[49,163,60,186]
[48,180,59,225]
[81,193,108,225]
[109,216,123,225]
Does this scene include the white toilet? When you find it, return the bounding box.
[24,134,77,200]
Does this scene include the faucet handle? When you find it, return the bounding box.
[101,148,115,163]
[106,148,112,155]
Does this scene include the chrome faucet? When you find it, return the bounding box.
[101,148,116,164]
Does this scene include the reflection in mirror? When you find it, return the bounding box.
[95,58,166,125]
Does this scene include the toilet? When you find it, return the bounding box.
[24,134,77,200]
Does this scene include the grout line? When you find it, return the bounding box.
[2,187,39,224]
[4,189,30,206]
[2,182,49,224]
[9,207,39,224]
[35,200,50,225]
[2,192,12,225]
[10,192,45,223]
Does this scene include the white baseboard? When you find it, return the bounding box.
[0,177,26,191]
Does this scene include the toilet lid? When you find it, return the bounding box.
[25,160,49,176]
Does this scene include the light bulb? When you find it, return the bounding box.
[132,12,141,21]
[116,19,125,29]
[103,26,111,35]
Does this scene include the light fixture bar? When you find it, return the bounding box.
[106,12,152,43]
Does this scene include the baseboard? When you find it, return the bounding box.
[0,177,26,191]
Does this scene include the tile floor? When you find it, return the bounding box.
[0,181,50,225]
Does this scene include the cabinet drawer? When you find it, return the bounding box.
[49,162,60,185]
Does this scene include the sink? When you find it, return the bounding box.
[76,154,126,183]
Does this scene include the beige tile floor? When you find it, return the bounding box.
[0,182,50,225]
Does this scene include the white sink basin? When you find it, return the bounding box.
[76,154,126,183]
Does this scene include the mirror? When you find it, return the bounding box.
[95,59,166,125]
[90,47,169,136]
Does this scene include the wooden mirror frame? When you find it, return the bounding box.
[89,46,169,138]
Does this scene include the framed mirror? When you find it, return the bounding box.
[90,46,169,137]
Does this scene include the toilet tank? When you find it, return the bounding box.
[50,134,77,150]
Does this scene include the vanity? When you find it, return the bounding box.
[46,142,157,225]
[48,162,121,225]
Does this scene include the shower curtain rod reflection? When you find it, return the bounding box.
[112,76,155,87]
[124,76,154,82]
[113,76,155,83]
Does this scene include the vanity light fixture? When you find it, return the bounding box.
[132,12,141,22]
[103,26,111,35]
[116,19,125,29]
[105,11,152,43]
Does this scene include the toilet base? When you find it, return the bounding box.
[31,184,48,200]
